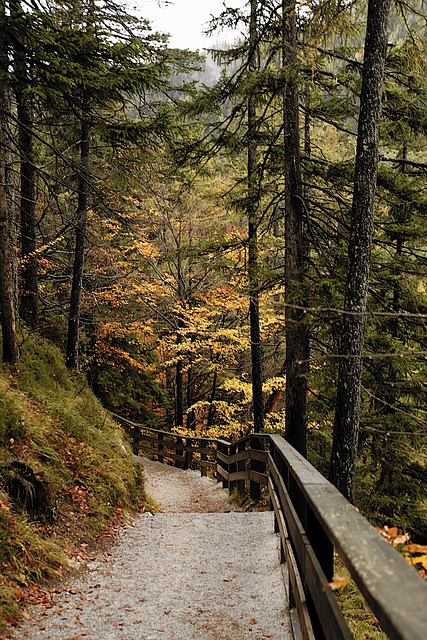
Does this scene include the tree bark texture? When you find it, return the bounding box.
[248,0,264,432]
[11,0,38,329]
[66,116,90,369]
[4,88,19,312]
[283,0,308,456]
[186,365,196,430]
[329,0,392,502]
[175,352,184,427]
[0,3,19,364]
[17,78,38,328]
[207,370,217,427]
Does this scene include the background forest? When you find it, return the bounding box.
[0,0,426,548]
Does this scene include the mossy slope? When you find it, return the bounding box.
[0,333,146,630]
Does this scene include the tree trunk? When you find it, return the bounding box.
[66,115,90,369]
[4,89,19,312]
[329,0,392,502]
[186,365,196,430]
[248,0,264,432]
[207,370,217,427]
[17,79,38,328]
[66,1,95,369]
[11,0,38,329]
[175,349,184,427]
[283,0,308,456]
[0,2,19,364]
[165,366,175,429]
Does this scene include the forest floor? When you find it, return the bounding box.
[5,458,292,640]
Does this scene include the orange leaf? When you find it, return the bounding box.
[323,575,350,591]
[403,544,427,554]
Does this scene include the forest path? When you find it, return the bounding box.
[7,458,292,640]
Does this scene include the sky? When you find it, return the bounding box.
[127,0,246,50]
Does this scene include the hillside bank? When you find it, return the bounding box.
[0,333,149,631]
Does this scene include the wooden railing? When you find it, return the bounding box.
[216,435,269,500]
[112,415,217,477]
[115,416,427,640]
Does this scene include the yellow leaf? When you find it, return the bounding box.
[413,555,427,570]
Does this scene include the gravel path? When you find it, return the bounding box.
[7,458,292,640]
[140,457,244,513]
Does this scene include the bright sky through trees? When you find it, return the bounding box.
[130,0,246,50]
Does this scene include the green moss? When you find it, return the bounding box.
[0,380,27,446]
[0,332,149,631]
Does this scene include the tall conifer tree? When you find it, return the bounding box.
[248,0,264,432]
[282,0,309,456]
[0,0,19,363]
[330,0,392,502]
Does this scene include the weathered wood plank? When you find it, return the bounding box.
[269,478,315,640]
[199,459,216,470]
[216,465,229,482]
[228,470,250,483]
[249,449,268,463]
[250,436,265,500]
[216,450,230,464]
[217,449,268,465]
[269,456,350,640]
[113,413,218,445]
[137,434,185,449]
[248,470,268,487]
[269,435,427,640]
[186,445,216,456]
[135,445,186,463]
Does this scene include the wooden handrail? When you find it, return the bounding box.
[114,414,427,640]
[113,414,218,476]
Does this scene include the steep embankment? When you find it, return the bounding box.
[0,333,148,631]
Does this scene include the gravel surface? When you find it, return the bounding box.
[140,457,244,513]
[7,458,291,640]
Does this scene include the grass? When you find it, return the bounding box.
[334,558,388,640]
[0,332,150,631]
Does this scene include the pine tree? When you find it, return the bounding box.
[330,0,392,502]
[247,0,264,432]
[0,0,19,364]
[282,0,309,456]
[11,0,39,329]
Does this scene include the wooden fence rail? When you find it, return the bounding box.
[114,415,427,640]
[113,415,217,476]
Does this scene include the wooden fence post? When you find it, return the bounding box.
[158,431,164,464]
[185,437,193,470]
[217,440,229,489]
[229,442,237,493]
[216,441,221,483]
[201,439,207,477]
[249,435,264,500]
[236,440,246,495]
